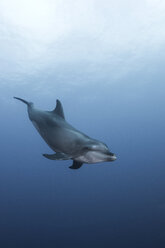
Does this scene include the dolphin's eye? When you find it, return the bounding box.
[83,146,90,151]
[83,144,99,151]
[84,145,95,151]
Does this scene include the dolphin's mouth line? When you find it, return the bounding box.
[105,151,115,156]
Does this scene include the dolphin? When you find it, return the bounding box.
[14,97,117,169]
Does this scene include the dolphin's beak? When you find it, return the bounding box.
[106,152,117,161]
[110,154,117,161]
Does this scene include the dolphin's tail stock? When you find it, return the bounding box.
[14,97,33,107]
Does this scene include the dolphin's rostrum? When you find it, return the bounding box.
[14,97,117,169]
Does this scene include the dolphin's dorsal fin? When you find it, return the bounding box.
[52,99,65,119]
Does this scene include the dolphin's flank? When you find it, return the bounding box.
[14,97,117,169]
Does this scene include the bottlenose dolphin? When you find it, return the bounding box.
[14,97,117,169]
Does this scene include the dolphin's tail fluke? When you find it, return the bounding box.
[14,97,32,106]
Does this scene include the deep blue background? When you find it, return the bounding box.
[0,71,165,248]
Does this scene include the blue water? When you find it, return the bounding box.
[1,75,165,248]
[0,1,165,247]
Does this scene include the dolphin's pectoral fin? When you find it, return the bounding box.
[69,160,83,169]
[43,152,71,160]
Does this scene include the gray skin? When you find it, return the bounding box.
[14,97,117,169]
